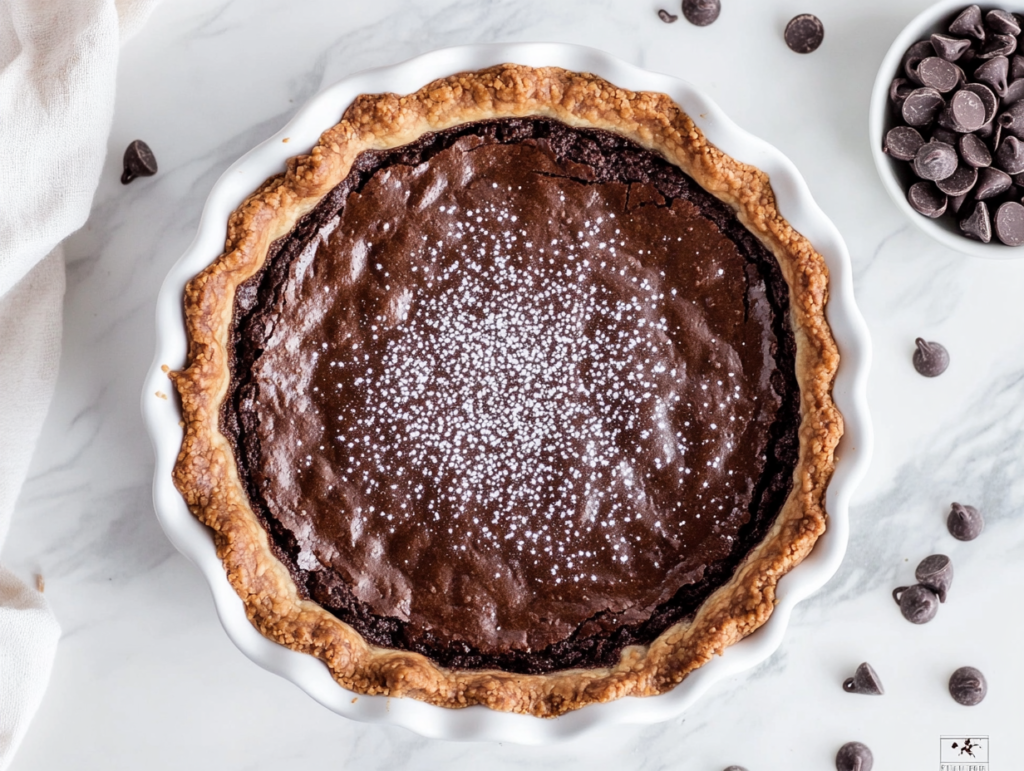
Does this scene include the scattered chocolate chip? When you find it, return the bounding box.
[974,55,1009,97]
[121,139,158,184]
[949,666,987,705]
[915,554,953,603]
[836,741,874,771]
[963,82,999,124]
[961,200,993,241]
[914,141,958,180]
[996,135,1024,173]
[893,583,940,623]
[987,9,1021,37]
[937,164,978,195]
[903,87,947,126]
[950,88,989,131]
[913,338,950,377]
[885,126,925,160]
[979,33,1017,60]
[785,14,824,54]
[931,33,972,62]
[843,662,885,695]
[959,133,992,167]
[950,5,985,41]
[890,77,915,108]
[908,181,948,218]
[948,502,984,540]
[994,200,1024,244]
[682,0,720,26]
[657,8,678,23]
[919,57,962,93]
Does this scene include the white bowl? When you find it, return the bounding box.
[870,0,1024,258]
[142,43,873,744]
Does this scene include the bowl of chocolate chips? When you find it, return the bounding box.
[871,1,1024,255]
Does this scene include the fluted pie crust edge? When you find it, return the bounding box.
[169,64,842,717]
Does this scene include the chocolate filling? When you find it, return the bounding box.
[222,118,800,674]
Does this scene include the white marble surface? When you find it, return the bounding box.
[5,0,1024,767]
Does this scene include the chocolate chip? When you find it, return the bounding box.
[950,191,970,214]
[907,181,948,218]
[949,666,987,706]
[893,584,939,623]
[974,55,1009,97]
[937,165,978,195]
[961,200,993,241]
[996,135,1024,173]
[658,8,679,22]
[890,77,915,108]
[913,338,950,376]
[948,502,984,540]
[963,82,999,124]
[903,40,937,84]
[121,139,158,184]
[999,100,1024,139]
[785,14,824,54]
[682,0,719,26]
[916,554,953,603]
[974,166,1012,199]
[843,662,885,695]
[994,201,1024,244]
[885,126,925,160]
[931,33,972,62]
[986,9,1021,37]
[1012,54,1024,79]
[960,133,993,167]
[836,741,874,771]
[979,33,1017,60]
[903,87,946,126]
[950,5,985,41]
[950,89,989,131]
[918,57,962,93]
[1003,78,1024,107]
[914,141,958,180]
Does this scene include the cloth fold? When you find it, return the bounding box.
[0,1,157,768]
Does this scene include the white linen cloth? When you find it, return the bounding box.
[0,1,156,767]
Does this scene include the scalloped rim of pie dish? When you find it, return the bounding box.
[169,63,841,718]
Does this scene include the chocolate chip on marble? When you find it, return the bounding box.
[937,165,978,195]
[682,0,720,26]
[974,55,1009,97]
[950,88,989,131]
[836,741,874,771]
[913,337,950,376]
[931,33,972,62]
[950,5,985,41]
[986,9,1021,37]
[949,666,987,706]
[657,8,679,22]
[996,135,1024,173]
[785,14,824,54]
[885,126,925,160]
[890,77,915,108]
[963,82,999,124]
[919,57,962,93]
[959,133,992,167]
[914,141,958,180]
[893,583,940,623]
[994,200,1024,244]
[903,87,947,126]
[948,502,984,540]
[843,662,885,695]
[915,554,954,603]
[950,191,969,214]
[1003,78,1024,107]
[907,181,948,218]
[979,33,1017,60]
[961,199,993,241]
[121,139,158,184]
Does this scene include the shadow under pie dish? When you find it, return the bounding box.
[169,62,841,717]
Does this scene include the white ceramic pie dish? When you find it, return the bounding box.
[143,42,872,744]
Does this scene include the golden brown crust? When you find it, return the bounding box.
[170,64,842,717]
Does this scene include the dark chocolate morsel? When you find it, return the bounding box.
[974,55,1009,97]
[994,201,1024,244]
[1012,54,1024,79]
[931,33,972,62]
[843,662,885,695]
[903,40,936,84]
[937,165,978,195]
[915,554,953,603]
[959,133,992,167]
[657,9,678,22]
[950,5,985,41]
[979,33,1016,60]
[986,9,1021,36]
[931,125,960,145]
[907,181,948,218]
[682,0,720,26]
[913,337,950,377]
[785,14,824,54]
[890,77,915,108]
[949,191,969,214]
[950,88,989,131]
[949,666,987,706]
[918,57,962,93]
[963,82,999,124]
[1002,78,1024,107]
[121,139,158,185]
[884,126,924,160]
[999,100,1024,139]
[996,135,1024,173]
[948,502,984,540]
[836,741,874,771]
[894,583,939,623]
[974,166,1012,199]
[976,119,996,139]
[961,199,993,241]
[913,141,958,180]
[903,87,946,126]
